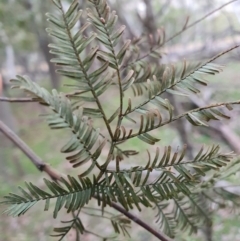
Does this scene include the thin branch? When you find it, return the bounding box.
[0,118,171,241]
[72,209,82,241]
[124,0,238,67]
[165,0,238,44]
[109,201,174,241]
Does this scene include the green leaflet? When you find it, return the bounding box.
[108,107,120,124]
[83,107,103,118]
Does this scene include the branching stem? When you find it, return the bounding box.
[0,97,127,156]
[119,100,240,141]
[109,201,174,241]
[93,2,125,172]
[58,1,114,140]
[0,118,171,241]
[123,44,240,117]
[93,3,124,117]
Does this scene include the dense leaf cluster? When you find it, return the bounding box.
[2,0,240,240]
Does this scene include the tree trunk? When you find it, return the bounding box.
[22,0,60,89]
[37,33,60,89]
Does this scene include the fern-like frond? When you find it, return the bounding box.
[125,45,239,123]
[157,157,240,237]
[154,202,176,238]
[88,0,131,69]
[173,194,209,234]
[1,176,93,218]
[154,193,211,238]
[1,165,214,218]
[98,146,233,210]
[169,61,223,95]
[51,215,84,240]
[126,57,223,117]
[120,100,240,141]
[87,0,134,121]
[107,145,234,187]
[11,76,105,174]
[3,0,240,240]
[0,147,235,236]
[47,0,96,86]
[46,0,115,134]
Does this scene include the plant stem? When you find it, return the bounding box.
[119,100,240,141]
[58,1,114,140]
[71,209,82,241]
[109,201,174,241]
[92,1,125,172]
[0,119,171,241]
[93,2,124,117]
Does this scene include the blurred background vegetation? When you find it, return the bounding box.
[0,0,240,240]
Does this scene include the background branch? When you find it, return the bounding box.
[165,0,239,44]
[125,0,238,66]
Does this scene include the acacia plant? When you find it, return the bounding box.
[1,0,240,240]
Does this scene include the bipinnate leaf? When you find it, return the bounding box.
[11,75,105,174]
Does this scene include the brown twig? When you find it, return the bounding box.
[124,0,238,67]
[0,119,172,241]
[165,0,238,44]
[109,201,174,241]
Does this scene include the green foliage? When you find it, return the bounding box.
[1,0,240,240]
